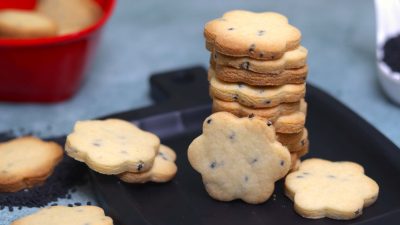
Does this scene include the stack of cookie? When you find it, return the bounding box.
[205,10,309,171]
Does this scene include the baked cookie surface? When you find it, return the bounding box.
[285,158,379,220]
[188,112,291,204]
[119,145,177,183]
[205,10,301,59]
[209,68,306,108]
[212,46,308,74]
[11,206,113,225]
[0,136,63,192]
[66,119,160,175]
[0,9,57,38]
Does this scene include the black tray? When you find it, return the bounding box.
[89,66,400,225]
[3,66,399,225]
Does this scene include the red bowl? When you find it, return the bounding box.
[0,0,116,102]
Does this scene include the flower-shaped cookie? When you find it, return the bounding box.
[285,158,379,220]
[209,68,306,108]
[12,206,113,225]
[66,119,160,175]
[205,10,301,60]
[119,145,177,183]
[0,136,63,192]
[188,112,291,204]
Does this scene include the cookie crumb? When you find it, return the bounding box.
[248,113,255,119]
[207,119,212,124]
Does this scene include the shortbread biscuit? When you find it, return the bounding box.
[0,137,63,192]
[37,0,102,35]
[66,119,160,175]
[212,98,307,133]
[188,112,291,204]
[209,68,305,108]
[119,145,177,183]
[204,10,301,60]
[213,64,308,86]
[283,129,308,152]
[11,206,113,225]
[0,9,57,38]
[277,129,306,148]
[285,158,379,220]
[211,46,308,74]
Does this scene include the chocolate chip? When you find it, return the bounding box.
[74,202,82,206]
[244,176,249,182]
[250,158,258,164]
[213,52,217,59]
[248,113,255,118]
[238,83,243,88]
[327,175,336,179]
[227,27,234,31]
[280,160,285,166]
[264,100,271,105]
[257,30,266,36]
[354,209,361,215]
[267,121,273,126]
[137,161,144,172]
[87,201,92,205]
[296,175,304,178]
[68,204,73,207]
[210,161,217,169]
[301,140,305,146]
[207,119,212,124]
[228,132,236,140]
[92,142,101,147]
[240,61,250,70]
[18,206,22,210]
[249,44,256,54]
[8,206,13,212]
[259,52,264,58]
[233,95,238,100]
[159,152,168,160]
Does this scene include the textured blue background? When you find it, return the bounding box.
[1,0,399,223]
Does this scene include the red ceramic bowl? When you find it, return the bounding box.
[0,0,116,102]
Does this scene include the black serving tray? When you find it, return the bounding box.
[3,66,399,225]
[88,66,400,225]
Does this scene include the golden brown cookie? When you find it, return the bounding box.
[285,158,379,220]
[188,112,291,204]
[212,98,307,133]
[204,10,301,60]
[0,137,63,192]
[0,9,57,39]
[36,0,102,35]
[212,64,308,86]
[211,46,308,74]
[118,145,177,183]
[209,68,306,108]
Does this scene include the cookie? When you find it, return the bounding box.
[211,46,308,74]
[0,9,57,39]
[11,206,113,225]
[212,64,308,86]
[0,136,63,192]
[281,129,308,152]
[65,119,160,175]
[204,10,301,60]
[37,0,102,35]
[285,158,379,220]
[119,145,177,183]
[212,98,307,133]
[277,129,306,148]
[209,68,306,108]
[188,112,291,204]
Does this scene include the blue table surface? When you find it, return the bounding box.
[1,0,399,223]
